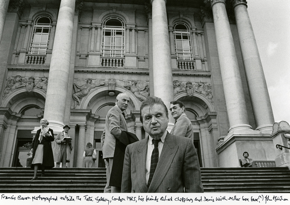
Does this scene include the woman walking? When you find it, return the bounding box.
[30,119,54,180]
[83,142,97,168]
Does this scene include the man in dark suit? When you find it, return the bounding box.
[103,92,130,193]
[170,100,194,139]
[240,151,253,167]
[121,96,203,193]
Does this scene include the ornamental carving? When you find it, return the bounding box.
[173,80,213,101]
[71,78,150,108]
[72,78,105,106]
[3,75,48,97]
[124,80,149,102]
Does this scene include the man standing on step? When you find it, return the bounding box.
[241,151,253,167]
[169,100,194,140]
[121,96,203,192]
[103,93,130,193]
[55,125,73,168]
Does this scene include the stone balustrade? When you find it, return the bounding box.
[177,60,195,70]
[101,57,124,67]
[26,54,46,65]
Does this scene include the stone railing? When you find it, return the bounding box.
[101,57,124,67]
[253,160,276,167]
[177,60,195,70]
[26,54,46,65]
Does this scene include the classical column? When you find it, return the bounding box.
[151,0,174,123]
[169,26,175,55]
[147,10,154,96]
[96,25,101,52]
[90,25,95,52]
[44,0,75,132]
[0,0,9,43]
[18,21,32,63]
[69,125,76,167]
[211,0,252,134]
[131,27,136,53]
[126,27,130,53]
[232,0,274,132]
[77,125,86,167]
[48,23,56,50]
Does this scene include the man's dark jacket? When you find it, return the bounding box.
[109,131,138,187]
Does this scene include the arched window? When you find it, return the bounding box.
[174,24,192,60]
[102,18,125,58]
[29,16,52,55]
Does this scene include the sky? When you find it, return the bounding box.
[247,0,290,123]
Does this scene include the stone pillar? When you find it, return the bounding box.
[0,8,19,103]
[211,0,252,135]
[3,115,19,167]
[0,0,9,43]
[85,118,95,144]
[18,21,32,64]
[69,125,76,167]
[131,27,136,54]
[232,0,274,133]
[48,23,56,50]
[126,27,130,53]
[96,25,101,52]
[147,10,154,96]
[272,121,290,168]
[77,124,85,167]
[169,27,175,55]
[44,0,76,132]
[90,25,95,52]
[151,0,174,123]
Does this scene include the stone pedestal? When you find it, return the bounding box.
[217,134,275,167]
[272,121,290,168]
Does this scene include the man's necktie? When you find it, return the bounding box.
[148,139,161,186]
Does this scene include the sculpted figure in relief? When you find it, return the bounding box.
[124,80,149,101]
[185,81,195,96]
[73,79,105,106]
[173,80,185,95]
[35,77,48,91]
[26,77,35,92]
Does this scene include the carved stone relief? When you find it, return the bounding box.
[2,75,48,97]
[124,80,149,102]
[72,78,150,108]
[72,78,105,106]
[173,80,213,101]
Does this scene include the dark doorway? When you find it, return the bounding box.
[13,130,33,167]
[194,132,202,167]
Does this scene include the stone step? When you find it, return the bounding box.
[0,167,289,193]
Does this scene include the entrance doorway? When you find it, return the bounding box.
[13,130,33,167]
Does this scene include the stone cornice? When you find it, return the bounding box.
[8,66,50,71]
[231,0,247,8]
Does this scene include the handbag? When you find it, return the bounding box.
[92,149,97,160]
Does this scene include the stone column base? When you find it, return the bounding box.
[275,153,290,168]
[216,134,275,167]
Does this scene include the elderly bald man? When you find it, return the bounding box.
[102,92,130,193]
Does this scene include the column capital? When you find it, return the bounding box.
[208,0,226,7]
[231,0,247,8]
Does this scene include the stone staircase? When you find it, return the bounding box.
[0,167,290,193]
